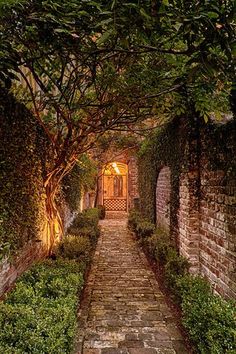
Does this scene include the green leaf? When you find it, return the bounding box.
[97,29,114,45]
[111,0,116,10]
[123,3,138,9]
[215,111,222,121]
[54,28,71,34]
[77,10,90,17]
[140,7,151,21]
[203,113,209,123]
[174,22,182,32]
[207,11,219,19]
[231,43,236,58]
[95,18,113,28]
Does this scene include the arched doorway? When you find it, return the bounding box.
[103,162,128,211]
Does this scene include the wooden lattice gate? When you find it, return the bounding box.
[103,164,128,212]
[104,198,127,211]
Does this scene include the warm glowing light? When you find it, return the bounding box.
[112,162,120,174]
[103,162,127,176]
[104,169,111,175]
[115,167,120,174]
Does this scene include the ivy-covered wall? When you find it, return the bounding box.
[0,89,96,296]
[0,88,52,295]
[0,88,50,258]
[198,120,236,298]
[62,155,96,214]
[138,118,184,244]
[138,116,236,298]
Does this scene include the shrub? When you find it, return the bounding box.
[0,204,100,354]
[130,209,236,354]
[7,260,84,305]
[142,233,158,258]
[78,226,100,242]
[55,235,92,262]
[68,208,100,232]
[176,274,211,301]
[128,209,142,231]
[83,207,100,220]
[153,229,172,264]
[164,250,190,292]
[0,259,85,353]
[67,207,100,245]
[176,275,236,354]
[67,225,100,243]
[97,205,106,219]
[136,221,155,239]
[18,259,85,287]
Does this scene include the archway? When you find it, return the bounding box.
[102,162,128,211]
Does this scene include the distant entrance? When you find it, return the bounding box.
[103,162,128,212]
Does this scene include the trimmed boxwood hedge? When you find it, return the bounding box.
[0,259,83,354]
[129,210,236,354]
[0,208,100,354]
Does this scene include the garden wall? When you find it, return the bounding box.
[199,123,236,297]
[0,88,107,297]
[128,155,139,210]
[0,89,80,297]
[138,117,236,298]
[156,166,171,232]
[0,88,51,296]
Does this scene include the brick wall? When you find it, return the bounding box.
[178,119,200,273]
[198,122,236,298]
[128,156,139,209]
[150,118,236,298]
[0,239,48,297]
[0,90,62,298]
[178,171,200,273]
[156,167,171,231]
[178,120,236,297]
[199,170,236,297]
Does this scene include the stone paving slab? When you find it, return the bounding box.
[74,219,190,354]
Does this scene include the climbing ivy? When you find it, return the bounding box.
[138,114,236,248]
[0,88,98,260]
[62,155,97,212]
[138,118,183,228]
[0,88,50,259]
[202,120,236,173]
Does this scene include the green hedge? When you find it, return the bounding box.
[177,276,236,354]
[129,210,236,354]
[67,208,101,243]
[0,259,83,353]
[55,235,92,262]
[0,208,100,353]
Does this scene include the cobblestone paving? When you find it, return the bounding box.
[75,218,189,354]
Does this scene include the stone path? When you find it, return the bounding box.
[75,218,189,354]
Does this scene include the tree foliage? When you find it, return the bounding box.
[0,0,157,241]
[94,0,236,120]
[0,0,235,247]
